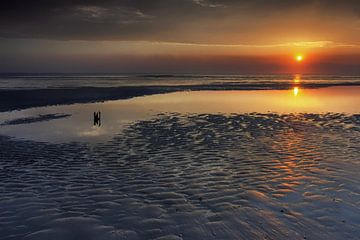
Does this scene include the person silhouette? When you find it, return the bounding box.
[93,111,101,126]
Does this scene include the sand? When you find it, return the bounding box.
[1,112,360,239]
[0,113,71,126]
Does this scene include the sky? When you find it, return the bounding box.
[1,0,359,74]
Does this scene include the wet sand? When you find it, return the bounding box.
[1,112,360,239]
[0,113,71,126]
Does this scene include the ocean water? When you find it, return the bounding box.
[1,74,360,239]
[0,73,360,89]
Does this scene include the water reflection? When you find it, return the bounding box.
[293,74,301,96]
[294,74,301,84]
[0,86,359,143]
[93,111,101,126]
[293,87,300,96]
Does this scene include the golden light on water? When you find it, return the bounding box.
[294,74,301,83]
[293,87,299,96]
[293,74,300,96]
[128,86,360,114]
[293,74,301,96]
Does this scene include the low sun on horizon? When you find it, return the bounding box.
[295,54,304,62]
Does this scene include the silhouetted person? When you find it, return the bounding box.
[94,111,101,126]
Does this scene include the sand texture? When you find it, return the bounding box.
[1,113,360,239]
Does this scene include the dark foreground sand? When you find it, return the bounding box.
[1,113,360,239]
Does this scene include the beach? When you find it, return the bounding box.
[3,0,360,238]
[1,74,360,112]
[1,75,360,239]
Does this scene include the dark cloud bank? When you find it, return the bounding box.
[1,0,359,41]
[0,0,359,73]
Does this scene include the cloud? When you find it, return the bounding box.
[0,0,358,43]
[158,40,339,48]
[70,5,153,24]
[75,5,110,20]
[192,0,226,8]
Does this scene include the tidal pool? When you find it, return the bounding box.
[0,86,359,143]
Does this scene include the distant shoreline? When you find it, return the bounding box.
[1,82,360,112]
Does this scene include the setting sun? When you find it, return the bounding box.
[296,55,304,62]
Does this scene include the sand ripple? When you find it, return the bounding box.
[1,113,360,239]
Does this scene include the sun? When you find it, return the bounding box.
[295,54,304,62]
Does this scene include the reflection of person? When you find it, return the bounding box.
[93,111,101,126]
[97,112,101,126]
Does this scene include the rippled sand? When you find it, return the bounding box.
[1,113,360,239]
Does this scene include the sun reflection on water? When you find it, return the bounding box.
[294,74,301,83]
[293,74,301,96]
[293,87,299,96]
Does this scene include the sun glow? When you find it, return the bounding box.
[296,55,303,62]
